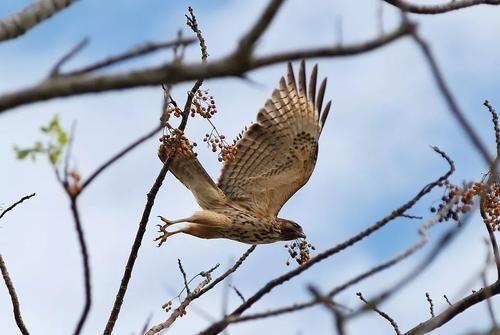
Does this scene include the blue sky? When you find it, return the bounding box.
[1,1,499,334]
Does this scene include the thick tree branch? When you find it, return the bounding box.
[0,255,30,335]
[0,22,414,114]
[384,0,500,14]
[0,0,79,42]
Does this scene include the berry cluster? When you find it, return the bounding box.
[190,89,218,118]
[430,180,480,223]
[285,239,315,266]
[159,130,197,159]
[482,180,500,231]
[202,132,238,162]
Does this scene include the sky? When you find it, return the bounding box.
[1,0,499,334]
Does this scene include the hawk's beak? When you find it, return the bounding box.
[299,232,306,239]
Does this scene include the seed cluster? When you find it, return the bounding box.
[159,129,196,159]
[160,90,238,162]
[203,132,238,162]
[429,180,478,223]
[285,239,315,266]
[482,180,500,231]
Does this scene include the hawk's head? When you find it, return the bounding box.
[278,219,306,240]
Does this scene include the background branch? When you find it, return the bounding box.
[0,255,29,335]
[0,0,79,42]
[384,0,500,14]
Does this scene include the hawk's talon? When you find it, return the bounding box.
[155,231,170,247]
[158,215,174,226]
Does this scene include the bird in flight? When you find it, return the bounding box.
[156,61,331,245]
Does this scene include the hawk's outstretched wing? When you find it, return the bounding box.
[158,145,226,210]
[217,61,331,217]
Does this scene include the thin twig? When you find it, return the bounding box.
[384,0,500,14]
[146,265,219,335]
[443,295,452,306]
[484,100,500,158]
[425,292,435,318]
[63,38,196,77]
[229,285,246,303]
[50,38,89,77]
[147,246,255,333]
[79,125,161,194]
[357,292,402,335]
[0,255,30,335]
[0,193,36,220]
[178,259,191,296]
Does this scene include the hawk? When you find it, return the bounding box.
[156,61,331,245]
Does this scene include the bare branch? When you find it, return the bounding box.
[50,38,89,77]
[237,0,286,57]
[411,32,492,165]
[0,255,30,335]
[230,285,246,303]
[70,198,91,335]
[357,292,402,335]
[425,292,435,318]
[0,22,414,114]
[443,295,452,306]
[0,0,79,42]
[0,193,36,220]
[63,38,196,77]
[484,100,500,157]
[405,281,500,335]
[103,8,210,332]
[103,160,172,335]
[79,125,162,194]
[178,259,191,296]
[384,0,500,14]
[146,265,220,335]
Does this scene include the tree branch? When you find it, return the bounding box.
[0,0,79,42]
[405,280,500,335]
[0,255,30,335]
[0,193,36,220]
[384,0,500,14]
[70,198,91,335]
[62,37,196,77]
[411,31,492,165]
[79,125,162,194]
[0,22,414,114]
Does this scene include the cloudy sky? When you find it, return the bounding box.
[1,0,499,334]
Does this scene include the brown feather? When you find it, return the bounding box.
[218,62,330,217]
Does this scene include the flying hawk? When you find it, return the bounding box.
[156,61,331,245]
